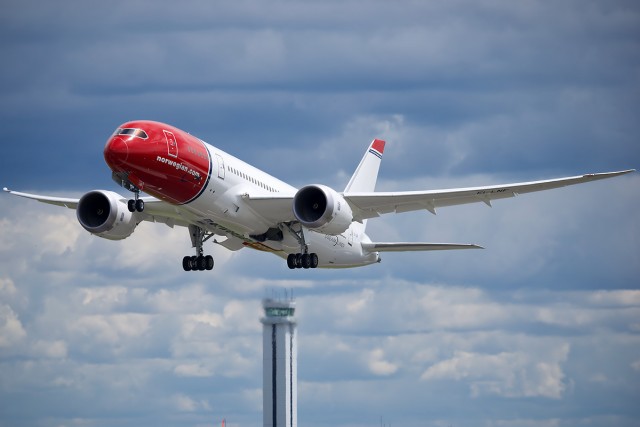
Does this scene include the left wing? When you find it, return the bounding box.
[244,170,634,224]
[343,170,635,221]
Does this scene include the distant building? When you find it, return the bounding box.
[261,298,297,427]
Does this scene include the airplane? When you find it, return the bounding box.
[3,120,635,271]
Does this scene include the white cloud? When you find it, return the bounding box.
[0,277,17,296]
[174,363,213,378]
[173,393,211,412]
[69,314,151,345]
[421,343,570,399]
[0,304,27,348]
[31,340,68,359]
[367,348,398,376]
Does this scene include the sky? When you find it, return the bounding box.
[1,1,639,426]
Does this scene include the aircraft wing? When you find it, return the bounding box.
[3,188,190,228]
[3,188,80,209]
[343,170,635,221]
[244,192,298,223]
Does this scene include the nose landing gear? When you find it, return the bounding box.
[127,195,144,213]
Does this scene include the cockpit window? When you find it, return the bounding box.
[115,128,149,139]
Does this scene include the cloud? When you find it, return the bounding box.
[367,348,398,376]
[0,304,27,348]
[421,345,569,399]
[174,363,213,378]
[172,393,211,412]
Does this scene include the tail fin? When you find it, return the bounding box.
[344,139,385,233]
[344,139,385,193]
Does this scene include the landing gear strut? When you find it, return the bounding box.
[284,223,319,269]
[183,225,215,271]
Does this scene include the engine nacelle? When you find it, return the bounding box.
[293,184,353,235]
[76,190,138,240]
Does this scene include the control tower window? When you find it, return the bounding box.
[265,307,295,317]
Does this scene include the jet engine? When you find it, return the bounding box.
[293,185,353,235]
[76,190,139,240]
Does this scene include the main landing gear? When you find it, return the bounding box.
[284,223,319,269]
[287,253,319,269]
[183,225,215,271]
[183,254,214,271]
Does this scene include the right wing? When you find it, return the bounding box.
[3,188,190,228]
[344,170,635,221]
[3,188,79,209]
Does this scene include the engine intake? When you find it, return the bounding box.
[77,190,138,240]
[293,185,353,235]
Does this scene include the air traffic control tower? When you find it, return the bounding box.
[261,298,297,427]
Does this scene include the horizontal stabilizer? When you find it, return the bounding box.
[362,242,484,252]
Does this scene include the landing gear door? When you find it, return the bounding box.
[215,154,225,179]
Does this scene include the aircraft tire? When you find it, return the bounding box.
[205,255,214,270]
[301,254,311,269]
[287,253,319,269]
[287,254,297,269]
[127,199,136,212]
[135,199,145,212]
[182,256,192,271]
[195,255,207,271]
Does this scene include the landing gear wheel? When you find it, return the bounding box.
[135,199,145,212]
[127,199,136,212]
[182,256,192,271]
[287,254,297,269]
[205,255,214,270]
[287,252,319,269]
[301,253,311,269]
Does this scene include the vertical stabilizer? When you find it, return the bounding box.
[344,139,385,234]
[344,139,385,193]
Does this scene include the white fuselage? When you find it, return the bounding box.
[179,140,379,268]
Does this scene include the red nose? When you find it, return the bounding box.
[104,136,129,170]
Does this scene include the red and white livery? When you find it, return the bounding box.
[4,120,634,271]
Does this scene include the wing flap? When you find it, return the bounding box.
[362,242,484,252]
